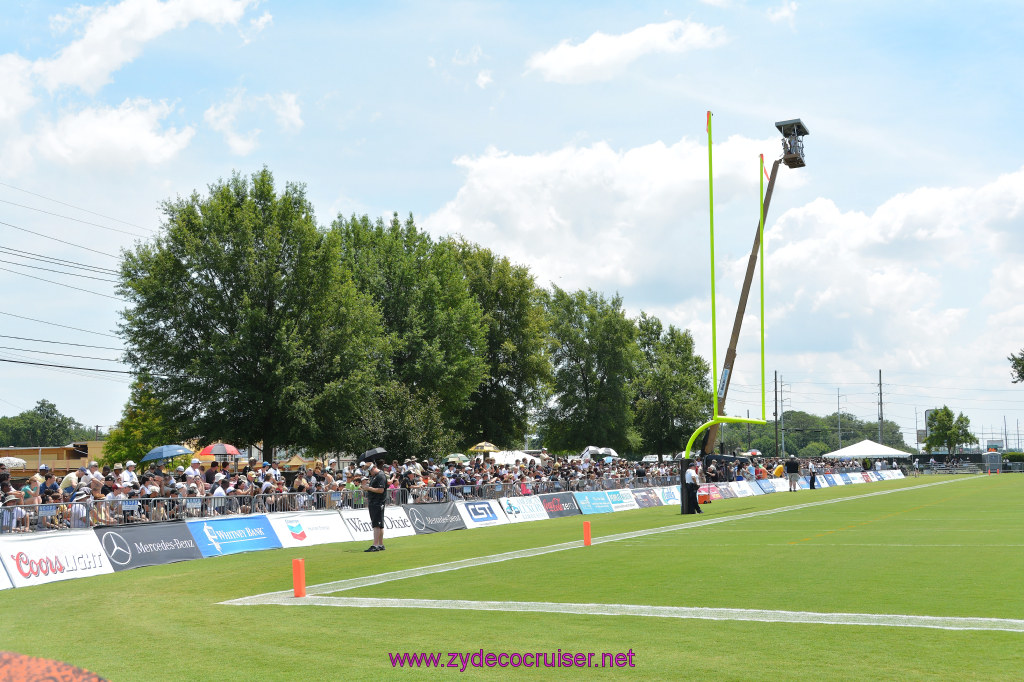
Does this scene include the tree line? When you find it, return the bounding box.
[0,400,99,448]
[111,169,715,463]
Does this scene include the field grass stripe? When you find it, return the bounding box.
[227,595,1024,633]
[223,476,976,606]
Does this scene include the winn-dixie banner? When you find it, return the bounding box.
[498,496,549,523]
[269,511,353,548]
[187,516,281,558]
[0,530,113,588]
[341,507,416,541]
[403,502,467,534]
[95,523,201,571]
[537,492,581,518]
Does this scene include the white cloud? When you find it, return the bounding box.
[452,46,483,66]
[526,19,726,83]
[475,70,493,89]
[204,89,259,155]
[264,92,303,131]
[241,10,273,43]
[34,0,259,93]
[767,2,798,26]
[0,54,36,122]
[35,97,194,165]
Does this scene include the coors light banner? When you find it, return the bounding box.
[0,530,113,588]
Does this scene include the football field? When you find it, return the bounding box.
[3,474,1022,680]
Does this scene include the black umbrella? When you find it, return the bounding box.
[359,447,388,464]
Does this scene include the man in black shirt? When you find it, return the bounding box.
[785,455,801,491]
[361,461,388,552]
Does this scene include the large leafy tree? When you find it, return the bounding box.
[924,405,978,455]
[633,313,712,455]
[1009,350,1024,384]
[0,400,93,446]
[118,169,382,458]
[101,378,180,466]
[541,287,641,453]
[452,240,550,448]
[332,213,488,446]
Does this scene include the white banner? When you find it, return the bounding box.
[604,489,639,512]
[498,496,548,523]
[770,479,789,492]
[456,499,509,528]
[0,530,113,588]
[269,511,354,548]
[727,481,754,497]
[340,507,416,542]
[0,562,11,590]
[655,485,681,505]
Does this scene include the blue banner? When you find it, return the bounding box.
[839,473,854,484]
[756,480,776,494]
[186,516,281,558]
[823,474,839,486]
[573,491,614,514]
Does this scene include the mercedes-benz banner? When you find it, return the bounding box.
[403,502,467,534]
[95,523,202,571]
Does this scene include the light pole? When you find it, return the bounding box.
[701,119,809,457]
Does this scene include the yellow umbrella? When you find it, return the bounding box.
[468,441,500,453]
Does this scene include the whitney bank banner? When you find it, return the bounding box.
[0,530,113,588]
[186,516,282,558]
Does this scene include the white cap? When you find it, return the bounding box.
[126,460,136,467]
[191,458,200,464]
[214,472,225,482]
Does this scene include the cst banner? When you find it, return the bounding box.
[604,489,639,512]
[631,488,663,508]
[403,503,467,534]
[456,500,509,528]
[498,496,549,523]
[0,530,113,588]
[341,507,416,541]
[537,492,581,518]
[573,491,613,514]
[186,515,281,558]
[654,486,680,505]
[269,511,353,548]
[95,523,202,571]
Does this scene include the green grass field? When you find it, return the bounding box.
[2,475,1022,680]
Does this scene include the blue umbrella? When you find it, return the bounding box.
[141,444,193,463]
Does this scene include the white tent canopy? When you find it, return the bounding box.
[822,439,911,460]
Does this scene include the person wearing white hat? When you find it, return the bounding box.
[120,460,139,487]
[184,458,203,486]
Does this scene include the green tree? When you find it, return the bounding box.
[541,287,641,453]
[452,240,550,448]
[924,405,978,455]
[118,169,382,458]
[1008,350,1024,383]
[333,213,488,453]
[102,378,180,466]
[632,313,712,456]
[798,441,830,458]
[0,400,87,446]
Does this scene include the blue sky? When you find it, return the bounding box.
[3,0,1024,451]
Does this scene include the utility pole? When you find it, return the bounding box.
[877,369,884,445]
[780,374,786,456]
[837,388,842,449]
[747,409,751,451]
[774,370,779,458]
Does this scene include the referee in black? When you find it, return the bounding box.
[361,459,388,552]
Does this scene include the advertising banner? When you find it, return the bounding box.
[861,472,874,483]
[341,507,417,541]
[631,488,663,508]
[186,515,281,558]
[812,475,829,488]
[537,492,582,518]
[456,500,509,528]
[701,484,724,501]
[0,563,10,590]
[717,484,737,499]
[269,511,354,548]
[756,480,776,494]
[727,482,753,498]
[403,502,467,534]
[0,530,113,588]
[573,491,614,514]
[655,486,681,505]
[823,474,840,486]
[797,476,810,489]
[604,489,640,512]
[498,496,549,523]
[743,480,764,495]
[95,523,202,571]
[839,473,855,484]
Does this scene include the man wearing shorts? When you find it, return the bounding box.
[785,455,801,491]
[361,460,388,552]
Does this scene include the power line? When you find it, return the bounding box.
[0,357,134,374]
[0,198,149,238]
[0,245,119,275]
[0,345,123,363]
[0,334,123,351]
[0,265,121,299]
[0,310,119,338]
[0,257,119,282]
[0,219,119,258]
[0,180,155,233]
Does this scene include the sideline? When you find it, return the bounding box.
[223,476,979,609]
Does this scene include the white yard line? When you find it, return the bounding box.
[223,477,976,608]
[229,596,1024,632]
